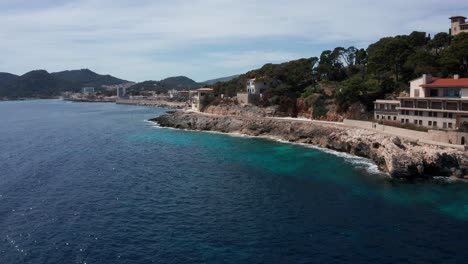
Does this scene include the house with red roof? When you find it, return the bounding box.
[394,74,468,130]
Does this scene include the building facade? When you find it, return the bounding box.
[374,74,468,130]
[246,78,270,94]
[191,88,215,111]
[117,86,127,98]
[374,100,400,121]
[450,15,468,36]
[82,87,95,95]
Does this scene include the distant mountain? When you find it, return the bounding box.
[202,74,239,85]
[0,70,78,99]
[129,76,202,93]
[52,69,129,87]
[159,76,200,89]
[0,68,131,99]
[0,72,18,87]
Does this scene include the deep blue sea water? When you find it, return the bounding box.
[1,100,468,264]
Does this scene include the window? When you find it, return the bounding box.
[443,89,460,97]
[433,121,437,127]
[391,105,396,110]
[433,112,438,117]
[448,123,453,129]
[428,121,432,126]
[388,116,391,120]
[428,112,432,117]
[430,89,438,97]
[406,119,409,124]
[448,113,453,119]
[414,120,418,125]
[393,116,397,121]
[419,120,423,125]
[443,112,447,118]
[401,119,405,123]
[376,115,380,119]
[414,89,420,97]
[443,122,447,128]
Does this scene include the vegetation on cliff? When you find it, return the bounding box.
[211,32,468,117]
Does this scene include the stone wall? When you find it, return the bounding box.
[344,119,468,146]
[236,93,260,105]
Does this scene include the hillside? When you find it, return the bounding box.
[159,76,200,89]
[202,75,239,85]
[52,69,129,87]
[128,76,202,94]
[0,70,79,99]
[0,72,18,87]
[211,31,468,119]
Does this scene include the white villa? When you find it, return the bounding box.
[237,78,271,105]
[246,78,271,94]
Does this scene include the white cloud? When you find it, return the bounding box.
[0,0,466,81]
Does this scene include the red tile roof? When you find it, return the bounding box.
[421,78,468,88]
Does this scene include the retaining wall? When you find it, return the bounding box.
[344,119,468,147]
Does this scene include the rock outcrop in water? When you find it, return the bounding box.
[151,111,468,179]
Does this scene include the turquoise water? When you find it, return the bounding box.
[1,100,468,263]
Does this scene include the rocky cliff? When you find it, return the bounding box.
[151,111,468,179]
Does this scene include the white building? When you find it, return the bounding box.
[117,86,127,98]
[82,87,95,95]
[246,78,270,94]
[374,100,400,121]
[374,74,468,130]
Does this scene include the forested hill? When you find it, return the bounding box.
[128,76,202,94]
[0,69,130,99]
[128,75,242,94]
[212,31,468,117]
[0,70,79,99]
[0,72,18,87]
[51,69,129,87]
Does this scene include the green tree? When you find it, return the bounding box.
[439,33,468,76]
[368,37,413,82]
[428,32,451,55]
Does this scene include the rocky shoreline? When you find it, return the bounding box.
[151,111,468,179]
[116,99,186,109]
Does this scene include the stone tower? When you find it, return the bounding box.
[450,16,468,36]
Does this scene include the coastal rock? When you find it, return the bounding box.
[152,111,467,179]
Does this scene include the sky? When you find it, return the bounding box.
[0,0,467,82]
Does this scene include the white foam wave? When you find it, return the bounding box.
[147,121,385,176]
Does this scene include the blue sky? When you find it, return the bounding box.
[0,0,467,82]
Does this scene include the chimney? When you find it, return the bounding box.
[454,74,460,80]
[422,74,432,84]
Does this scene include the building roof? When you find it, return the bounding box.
[421,78,468,88]
[450,15,467,19]
[196,87,214,92]
[374,100,400,104]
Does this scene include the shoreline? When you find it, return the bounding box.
[116,99,186,109]
[150,110,468,179]
[150,121,385,176]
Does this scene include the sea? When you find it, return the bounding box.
[1,100,468,264]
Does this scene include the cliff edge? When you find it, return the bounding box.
[151,111,468,179]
